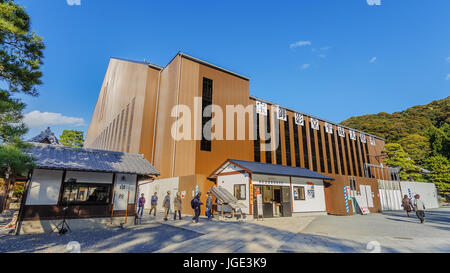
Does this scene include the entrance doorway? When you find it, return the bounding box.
[253,185,292,218]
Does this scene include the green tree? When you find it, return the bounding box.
[0,0,44,212]
[426,124,450,159]
[384,143,423,181]
[425,155,450,194]
[397,134,431,165]
[60,130,84,147]
[0,0,45,96]
[0,141,35,211]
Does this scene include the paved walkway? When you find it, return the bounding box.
[0,208,449,253]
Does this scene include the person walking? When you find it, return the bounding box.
[137,193,145,218]
[163,191,171,221]
[205,191,213,220]
[401,195,413,217]
[192,192,203,224]
[149,192,158,216]
[414,194,426,224]
[173,192,182,220]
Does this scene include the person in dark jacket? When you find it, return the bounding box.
[137,193,145,218]
[149,192,158,216]
[173,192,182,220]
[192,192,203,223]
[163,191,171,221]
[401,195,413,217]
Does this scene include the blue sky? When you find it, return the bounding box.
[14,0,450,140]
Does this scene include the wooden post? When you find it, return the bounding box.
[110,190,115,225]
[124,189,130,224]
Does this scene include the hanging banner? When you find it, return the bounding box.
[256,101,267,116]
[337,126,345,137]
[325,122,333,134]
[370,136,376,146]
[276,105,287,121]
[360,133,366,143]
[310,118,319,130]
[349,130,356,140]
[294,113,304,126]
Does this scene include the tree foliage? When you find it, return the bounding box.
[0,0,44,211]
[341,97,450,191]
[425,155,450,194]
[59,130,84,147]
[383,143,423,181]
[0,0,45,96]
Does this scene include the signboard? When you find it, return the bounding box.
[249,185,254,205]
[349,130,356,140]
[370,136,376,146]
[360,134,366,143]
[113,174,136,211]
[256,194,263,217]
[310,118,319,130]
[307,185,315,199]
[337,126,345,137]
[294,113,304,126]
[256,101,267,115]
[181,191,186,199]
[276,106,287,121]
[324,122,333,134]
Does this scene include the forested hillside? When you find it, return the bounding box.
[341,97,449,194]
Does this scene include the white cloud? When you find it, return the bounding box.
[446,57,450,63]
[320,46,332,51]
[319,54,326,58]
[290,40,311,49]
[23,111,86,128]
[446,74,450,80]
[300,64,310,69]
[369,57,377,63]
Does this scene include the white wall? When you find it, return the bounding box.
[291,177,326,213]
[113,173,137,210]
[138,177,179,211]
[217,173,250,214]
[26,169,63,205]
[400,181,439,209]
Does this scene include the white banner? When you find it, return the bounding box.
[325,122,333,134]
[360,133,366,143]
[310,118,319,130]
[256,101,267,116]
[276,105,287,121]
[338,126,345,137]
[294,113,304,126]
[349,130,356,140]
[370,136,376,146]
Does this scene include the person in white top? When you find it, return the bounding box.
[413,194,426,224]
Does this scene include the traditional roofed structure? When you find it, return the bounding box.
[28,127,60,145]
[26,143,160,176]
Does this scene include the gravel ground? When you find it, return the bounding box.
[0,221,201,253]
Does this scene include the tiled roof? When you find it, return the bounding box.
[28,127,60,145]
[26,143,159,176]
[226,159,334,180]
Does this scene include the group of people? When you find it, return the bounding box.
[137,191,214,224]
[401,194,427,223]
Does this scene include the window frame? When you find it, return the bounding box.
[233,184,247,200]
[60,182,113,206]
[293,186,306,200]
